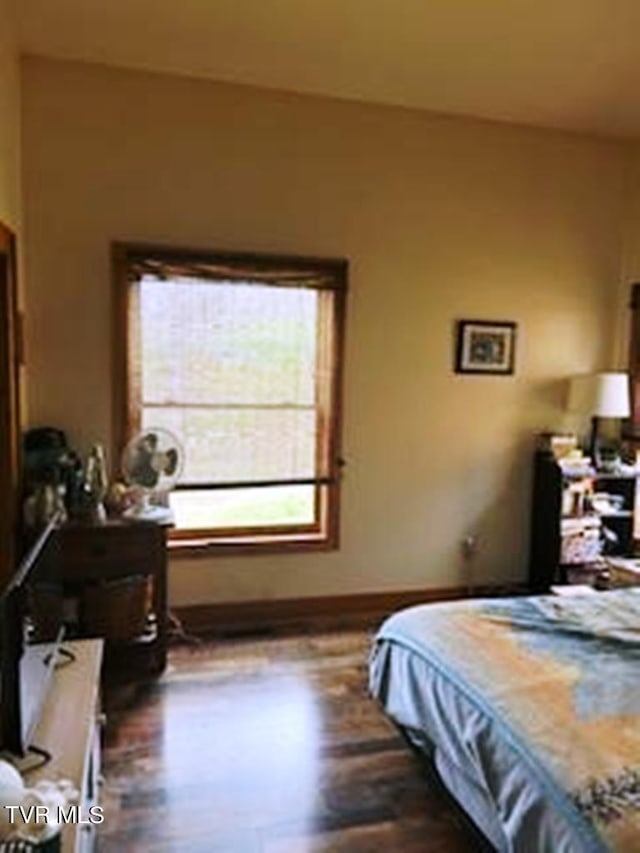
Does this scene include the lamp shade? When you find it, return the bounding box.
[567,372,630,418]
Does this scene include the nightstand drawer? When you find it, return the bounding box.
[54,524,163,581]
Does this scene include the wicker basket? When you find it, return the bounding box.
[81,574,151,641]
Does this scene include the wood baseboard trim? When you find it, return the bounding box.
[173,583,527,637]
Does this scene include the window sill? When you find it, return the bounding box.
[167,531,337,558]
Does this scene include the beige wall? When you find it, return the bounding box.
[0,0,20,228]
[21,57,626,606]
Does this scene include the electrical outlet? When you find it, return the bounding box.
[462,535,478,560]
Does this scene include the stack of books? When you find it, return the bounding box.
[603,556,640,587]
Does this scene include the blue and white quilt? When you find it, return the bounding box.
[370,589,640,852]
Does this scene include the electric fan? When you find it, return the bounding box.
[121,428,184,524]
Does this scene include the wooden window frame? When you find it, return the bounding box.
[628,282,640,437]
[112,243,347,555]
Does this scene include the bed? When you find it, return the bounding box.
[369,589,640,852]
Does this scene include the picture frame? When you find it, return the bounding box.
[454,320,517,375]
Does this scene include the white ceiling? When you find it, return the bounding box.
[13,0,640,139]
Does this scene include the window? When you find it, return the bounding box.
[113,244,347,552]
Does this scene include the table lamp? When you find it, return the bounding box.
[567,372,630,469]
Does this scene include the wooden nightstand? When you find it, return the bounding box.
[34,519,168,681]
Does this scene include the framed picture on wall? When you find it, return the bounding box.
[454,320,517,375]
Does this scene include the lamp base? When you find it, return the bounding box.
[589,416,622,473]
[589,415,600,469]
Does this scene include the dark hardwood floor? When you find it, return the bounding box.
[98,627,481,852]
